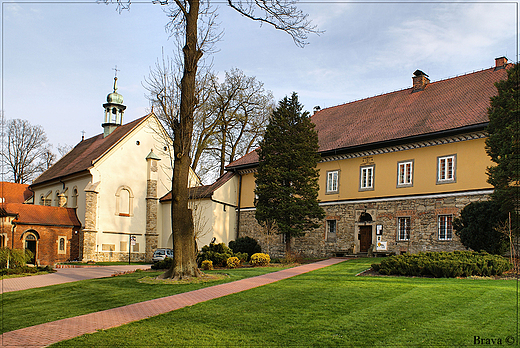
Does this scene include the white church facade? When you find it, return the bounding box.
[30,78,234,262]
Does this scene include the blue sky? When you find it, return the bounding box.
[1,1,518,151]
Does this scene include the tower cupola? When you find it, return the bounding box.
[102,76,126,137]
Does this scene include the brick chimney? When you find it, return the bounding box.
[412,70,429,92]
[494,56,508,70]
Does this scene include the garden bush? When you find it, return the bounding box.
[201,260,213,270]
[371,251,512,278]
[250,253,271,267]
[0,248,33,268]
[197,243,251,268]
[226,256,241,269]
[228,237,262,260]
[151,257,173,270]
[197,243,234,267]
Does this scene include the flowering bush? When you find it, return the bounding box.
[226,256,241,269]
[201,260,213,270]
[251,253,271,267]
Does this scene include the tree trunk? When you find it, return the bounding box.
[160,0,203,280]
[285,233,292,256]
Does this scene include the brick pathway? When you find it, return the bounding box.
[1,265,151,294]
[1,258,346,348]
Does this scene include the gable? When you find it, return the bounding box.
[31,114,153,186]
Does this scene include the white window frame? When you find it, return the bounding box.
[397,160,414,187]
[438,215,453,240]
[326,219,337,240]
[437,155,456,184]
[359,165,375,191]
[397,217,411,241]
[57,236,67,254]
[326,170,339,194]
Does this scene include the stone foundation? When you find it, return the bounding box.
[238,193,490,258]
[91,251,147,263]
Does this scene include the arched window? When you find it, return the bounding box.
[72,187,78,208]
[115,186,134,217]
[57,236,67,255]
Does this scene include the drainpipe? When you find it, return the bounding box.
[236,172,242,239]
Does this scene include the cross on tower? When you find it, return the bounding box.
[112,65,120,78]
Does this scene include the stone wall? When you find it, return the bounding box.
[89,251,147,263]
[237,193,490,258]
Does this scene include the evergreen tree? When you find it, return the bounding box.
[453,200,508,254]
[254,92,325,254]
[485,63,520,214]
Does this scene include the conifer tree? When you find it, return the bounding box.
[486,63,519,214]
[255,92,325,254]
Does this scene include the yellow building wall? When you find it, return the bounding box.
[238,137,492,208]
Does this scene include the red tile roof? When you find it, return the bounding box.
[31,115,151,185]
[1,203,81,227]
[0,182,33,203]
[227,65,509,169]
[160,172,236,202]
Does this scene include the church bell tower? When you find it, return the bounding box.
[102,76,126,137]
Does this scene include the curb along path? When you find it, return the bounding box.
[2,258,347,348]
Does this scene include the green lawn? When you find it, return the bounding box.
[1,266,291,334]
[48,258,517,348]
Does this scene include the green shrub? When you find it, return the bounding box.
[0,265,55,276]
[197,242,241,267]
[229,237,262,260]
[226,256,241,269]
[201,260,213,270]
[151,257,173,270]
[251,253,271,267]
[371,251,512,278]
[0,248,33,268]
[234,252,248,263]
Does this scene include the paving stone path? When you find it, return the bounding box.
[1,258,346,348]
[1,265,151,294]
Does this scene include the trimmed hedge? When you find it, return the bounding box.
[0,265,54,276]
[371,251,512,278]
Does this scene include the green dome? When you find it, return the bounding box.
[107,91,124,104]
[106,77,124,104]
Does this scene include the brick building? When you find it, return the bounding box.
[0,182,81,265]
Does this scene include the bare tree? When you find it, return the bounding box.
[57,143,73,157]
[206,68,274,176]
[1,119,51,184]
[105,0,320,280]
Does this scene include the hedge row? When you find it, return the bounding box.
[371,251,512,278]
[0,265,54,276]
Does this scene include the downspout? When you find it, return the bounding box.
[236,171,243,239]
[11,216,17,249]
